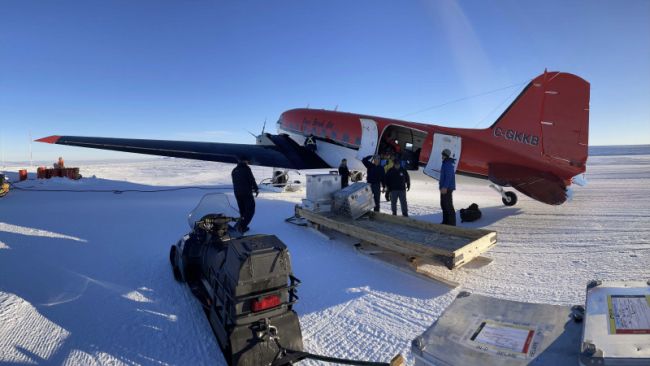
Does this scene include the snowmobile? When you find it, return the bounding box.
[169,193,303,366]
[170,193,405,366]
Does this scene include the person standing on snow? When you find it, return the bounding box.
[362,155,385,212]
[385,158,410,216]
[382,153,394,202]
[439,148,456,226]
[338,158,350,188]
[231,156,259,233]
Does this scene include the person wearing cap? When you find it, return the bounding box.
[439,148,457,226]
[231,156,259,233]
[385,157,410,216]
[362,154,386,212]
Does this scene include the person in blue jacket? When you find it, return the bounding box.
[439,148,457,226]
[362,155,386,212]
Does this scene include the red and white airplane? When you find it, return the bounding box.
[37,71,589,206]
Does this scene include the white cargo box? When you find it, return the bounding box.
[301,199,332,213]
[580,280,650,366]
[412,292,582,365]
[306,174,341,202]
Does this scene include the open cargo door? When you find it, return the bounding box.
[356,118,379,160]
[423,133,461,180]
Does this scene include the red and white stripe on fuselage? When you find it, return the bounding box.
[276,108,435,171]
[277,125,367,171]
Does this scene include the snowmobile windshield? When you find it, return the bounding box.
[188,193,240,229]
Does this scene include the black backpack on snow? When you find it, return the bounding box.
[460,203,482,222]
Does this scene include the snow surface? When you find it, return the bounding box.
[1,154,649,365]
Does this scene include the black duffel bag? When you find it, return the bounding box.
[460,203,482,222]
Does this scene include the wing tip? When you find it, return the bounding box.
[35,135,61,144]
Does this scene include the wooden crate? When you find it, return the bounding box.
[295,206,496,270]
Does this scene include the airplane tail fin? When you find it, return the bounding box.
[489,71,590,170]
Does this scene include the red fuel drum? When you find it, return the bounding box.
[37,167,47,179]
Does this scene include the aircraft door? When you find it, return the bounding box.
[423,133,461,180]
[356,118,379,160]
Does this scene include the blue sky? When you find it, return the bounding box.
[1,0,649,162]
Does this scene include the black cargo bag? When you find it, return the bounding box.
[460,203,482,222]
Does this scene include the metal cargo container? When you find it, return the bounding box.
[412,292,582,365]
[301,199,332,213]
[333,182,374,219]
[580,280,650,366]
[305,174,340,202]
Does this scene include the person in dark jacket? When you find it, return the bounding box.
[385,158,410,216]
[338,158,350,188]
[439,148,457,226]
[231,157,259,233]
[362,155,385,212]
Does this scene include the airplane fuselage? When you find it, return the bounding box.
[276,108,584,187]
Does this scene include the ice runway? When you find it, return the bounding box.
[1,151,649,365]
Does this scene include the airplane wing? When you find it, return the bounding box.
[36,134,332,170]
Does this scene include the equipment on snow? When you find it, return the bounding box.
[170,194,303,365]
[170,193,403,366]
[460,203,482,222]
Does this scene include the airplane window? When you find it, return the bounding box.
[343,133,349,143]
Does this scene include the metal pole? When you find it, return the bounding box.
[29,130,33,168]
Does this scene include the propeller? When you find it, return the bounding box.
[247,117,268,139]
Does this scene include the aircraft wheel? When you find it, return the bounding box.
[502,191,518,206]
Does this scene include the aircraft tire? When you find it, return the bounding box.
[502,191,518,206]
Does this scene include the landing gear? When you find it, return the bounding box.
[259,169,302,192]
[271,169,289,186]
[350,171,363,182]
[502,191,518,206]
[490,184,518,206]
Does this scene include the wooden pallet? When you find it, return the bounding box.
[354,241,493,288]
[295,206,497,271]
